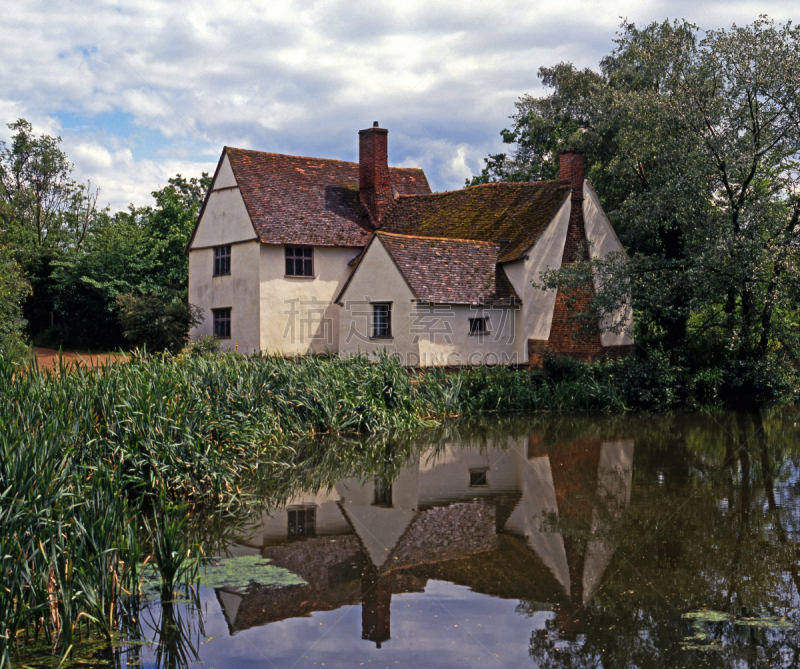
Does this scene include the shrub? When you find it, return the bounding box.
[542,353,590,383]
[608,349,678,410]
[187,334,221,356]
[117,292,203,352]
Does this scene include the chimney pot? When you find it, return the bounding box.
[373,121,379,127]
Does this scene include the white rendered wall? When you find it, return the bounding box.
[189,156,257,249]
[188,240,261,353]
[416,439,521,507]
[337,238,419,361]
[583,182,634,347]
[259,245,360,355]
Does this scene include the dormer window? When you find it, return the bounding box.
[286,246,313,277]
[213,245,231,276]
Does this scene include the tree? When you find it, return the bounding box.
[48,210,163,348]
[0,119,101,255]
[472,18,800,402]
[0,119,104,339]
[139,174,211,297]
[0,118,211,350]
[0,245,30,360]
[48,173,210,350]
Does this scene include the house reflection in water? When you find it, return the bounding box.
[216,434,633,646]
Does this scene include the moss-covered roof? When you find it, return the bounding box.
[380,180,571,262]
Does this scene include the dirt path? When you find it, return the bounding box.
[32,347,127,370]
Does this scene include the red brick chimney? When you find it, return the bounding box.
[559,148,584,202]
[559,149,587,265]
[359,122,393,225]
[361,563,392,647]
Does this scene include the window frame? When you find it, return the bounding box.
[212,307,232,339]
[468,316,490,336]
[469,468,489,487]
[373,478,393,507]
[287,504,316,538]
[213,245,231,277]
[285,246,314,277]
[371,302,392,339]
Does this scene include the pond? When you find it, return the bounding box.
[80,410,800,667]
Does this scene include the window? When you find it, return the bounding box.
[469,317,489,336]
[372,303,391,339]
[469,469,488,486]
[287,506,316,538]
[373,478,393,507]
[285,246,313,276]
[212,308,231,339]
[213,245,231,276]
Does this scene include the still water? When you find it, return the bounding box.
[124,411,800,668]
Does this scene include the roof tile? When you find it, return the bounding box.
[225,148,431,247]
[377,232,519,306]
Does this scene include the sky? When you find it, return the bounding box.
[0,0,796,212]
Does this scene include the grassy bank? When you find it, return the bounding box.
[0,349,706,666]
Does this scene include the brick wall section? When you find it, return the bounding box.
[529,149,612,366]
[359,124,394,225]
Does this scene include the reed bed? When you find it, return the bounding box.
[0,350,638,666]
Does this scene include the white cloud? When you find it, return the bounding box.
[0,0,796,210]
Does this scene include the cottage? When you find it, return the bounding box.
[187,124,633,365]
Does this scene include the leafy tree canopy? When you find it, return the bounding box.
[0,119,102,257]
[0,117,211,350]
[471,17,800,402]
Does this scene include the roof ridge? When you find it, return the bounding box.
[377,231,500,246]
[390,179,568,200]
[224,146,424,173]
[225,147,360,166]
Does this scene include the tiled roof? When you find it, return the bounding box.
[225,148,431,247]
[380,181,571,262]
[376,232,519,305]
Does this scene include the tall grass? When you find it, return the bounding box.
[0,349,648,666]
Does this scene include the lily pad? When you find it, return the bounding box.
[736,616,793,629]
[198,555,306,590]
[139,555,305,593]
[682,610,732,623]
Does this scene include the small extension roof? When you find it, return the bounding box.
[225,148,430,247]
[338,232,519,306]
[380,180,571,262]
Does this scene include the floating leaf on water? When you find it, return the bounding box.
[140,555,305,593]
[736,616,794,629]
[198,555,306,590]
[682,610,732,623]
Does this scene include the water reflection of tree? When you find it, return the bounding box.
[525,409,800,668]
